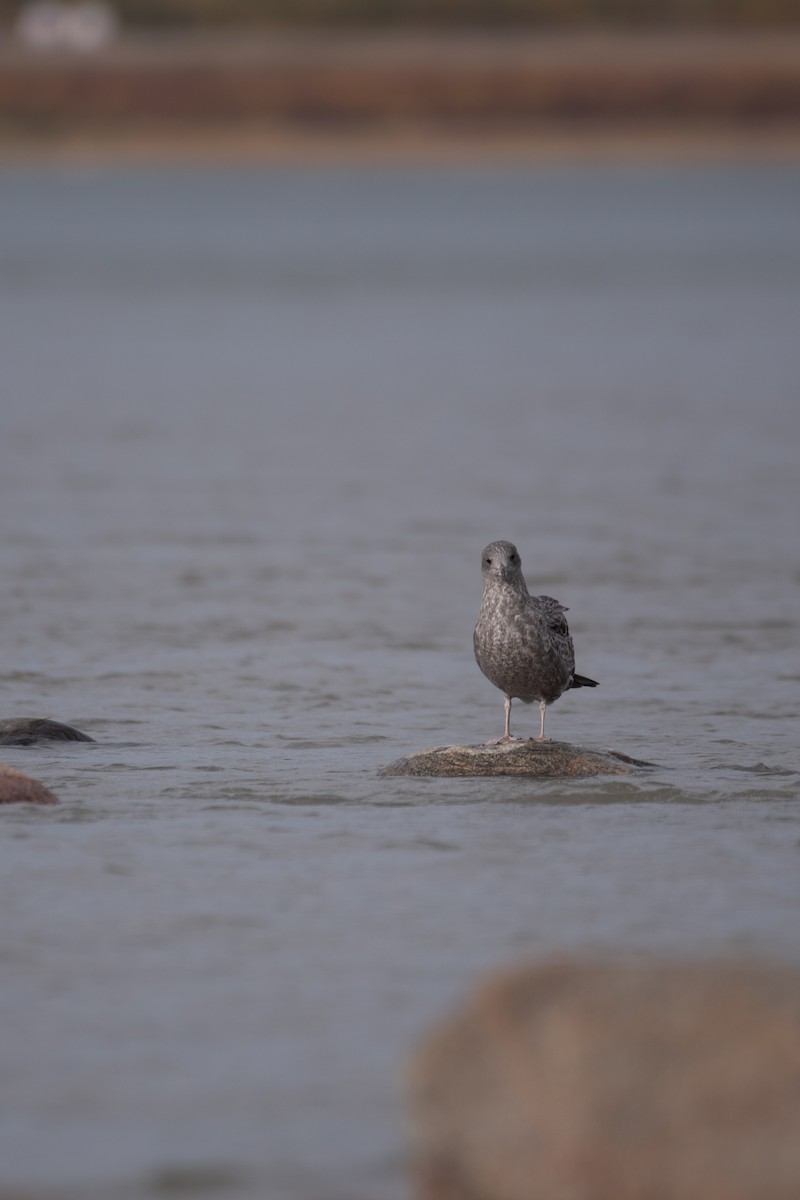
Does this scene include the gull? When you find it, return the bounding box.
[474,540,597,742]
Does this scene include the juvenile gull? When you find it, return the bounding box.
[474,540,597,742]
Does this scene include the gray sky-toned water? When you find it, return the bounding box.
[1,164,799,1198]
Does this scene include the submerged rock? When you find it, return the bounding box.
[411,960,800,1200]
[380,739,652,778]
[0,718,95,746]
[0,764,59,805]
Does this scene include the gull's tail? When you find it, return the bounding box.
[570,673,598,689]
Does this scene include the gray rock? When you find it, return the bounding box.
[0,718,95,745]
[380,740,653,778]
[411,960,800,1200]
[0,764,59,805]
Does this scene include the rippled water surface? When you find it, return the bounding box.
[1,164,799,1198]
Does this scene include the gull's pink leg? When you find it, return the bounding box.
[485,695,517,745]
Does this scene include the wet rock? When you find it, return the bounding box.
[411,960,800,1200]
[0,764,59,805]
[0,718,95,745]
[381,740,653,778]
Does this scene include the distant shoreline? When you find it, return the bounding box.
[2,124,799,167]
[1,30,799,165]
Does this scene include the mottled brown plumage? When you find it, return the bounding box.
[474,540,597,741]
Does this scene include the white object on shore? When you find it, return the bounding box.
[14,1,118,52]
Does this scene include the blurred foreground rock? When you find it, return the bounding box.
[0,718,94,745]
[381,740,652,778]
[411,961,800,1200]
[0,764,59,804]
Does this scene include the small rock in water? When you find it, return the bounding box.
[0,764,59,805]
[0,718,95,745]
[411,960,800,1200]
[380,740,653,778]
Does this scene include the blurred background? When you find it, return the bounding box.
[1,3,799,1200]
[0,0,799,161]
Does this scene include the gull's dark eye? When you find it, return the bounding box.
[485,557,492,566]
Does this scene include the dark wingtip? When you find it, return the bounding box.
[570,674,599,689]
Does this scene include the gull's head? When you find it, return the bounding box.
[481,540,524,585]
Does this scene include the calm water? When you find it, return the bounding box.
[1,164,799,1199]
